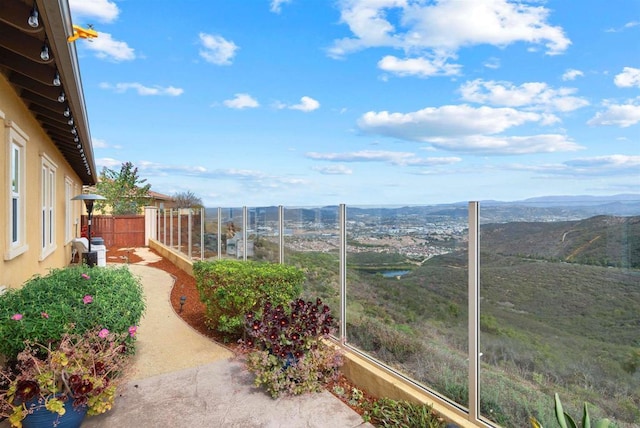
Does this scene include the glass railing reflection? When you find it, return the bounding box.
[478,199,640,427]
[344,205,469,410]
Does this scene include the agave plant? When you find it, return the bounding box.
[530,393,613,428]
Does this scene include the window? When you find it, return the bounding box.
[41,153,57,259]
[4,120,28,260]
[65,177,74,243]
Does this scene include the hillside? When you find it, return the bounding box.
[480,215,640,268]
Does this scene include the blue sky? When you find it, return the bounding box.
[68,0,640,207]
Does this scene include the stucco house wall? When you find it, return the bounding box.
[1,74,85,288]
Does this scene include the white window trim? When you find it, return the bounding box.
[40,152,57,260]
[64,176,74,244]
[4,119,29,260]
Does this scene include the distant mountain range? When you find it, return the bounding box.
[474,193,640,207]
[205,194,640,222]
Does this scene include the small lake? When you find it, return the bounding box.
[380,270,411,278]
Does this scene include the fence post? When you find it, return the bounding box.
[144,206,158,246]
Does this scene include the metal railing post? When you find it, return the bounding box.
[178,209,182,252]
[201,207,205,260]
[339,203,347,345]
[163,209,167,245]
[169,209,174,249]
[217,207,222,260]
[188,209,192,259]
[279,205,284,264]
[468,201,480,423]
[242,206,248,261]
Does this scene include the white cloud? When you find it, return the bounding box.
[290,96,320,112]
[459,79,589,112]
[99,82,184,96]
[91,138,122,150]
[614,67,640,88]
[428,134,582,155]
[136,161,267,180]
[378,55,461,78]
[587,99,640,127]
[95,157,123,169]
[565,154,640,171]
[359,104,546,140]
[605,21,640,33]
[84,32,135,62]
[357,105,585,154]
[483,57,501,70]
[312,165,353,175]
[223,93,260,109]
[524,155,640,177]
[69,0,119,23]
[306,150,462,166]
[199,33,238,65]
[329,0,570,59]
[91,138,108,149]
[562,69,584,81]
[270,0,292,13]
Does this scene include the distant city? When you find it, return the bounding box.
[201,194,640,260]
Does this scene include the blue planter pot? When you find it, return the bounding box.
[21,397,88,428]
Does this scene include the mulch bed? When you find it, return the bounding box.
[107,247,376,417]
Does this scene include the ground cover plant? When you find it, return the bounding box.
[0,265,145,360]
[241,298,343,398]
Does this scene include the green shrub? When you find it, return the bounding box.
[0,265,145,360]
[193,260,304,338]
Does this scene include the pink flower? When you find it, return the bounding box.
[128,326,137,337]
[41,312,49,319]
[81,273,90,280]
[98,328,109,338]
[11,314,22,321]
[83,295,93,304]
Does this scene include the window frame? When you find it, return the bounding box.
[4,119,28,260]
[40,152,57,260]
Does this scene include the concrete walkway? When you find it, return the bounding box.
[79,260,372,427]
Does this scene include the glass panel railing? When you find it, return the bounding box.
[218,207,243,259]
[248,206,280,263]
[479,198,640,427]
[282,206,341,318]
[344,205,470,410]
[202,207,220,259]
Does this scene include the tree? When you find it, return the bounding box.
[173,191,203,208]
[95,162,151,215]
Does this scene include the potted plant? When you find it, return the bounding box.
[0,326,136,428]
[241,298,343,398]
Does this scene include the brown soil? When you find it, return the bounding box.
[107,247,375,417]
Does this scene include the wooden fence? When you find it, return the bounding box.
[82,215,145,248]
